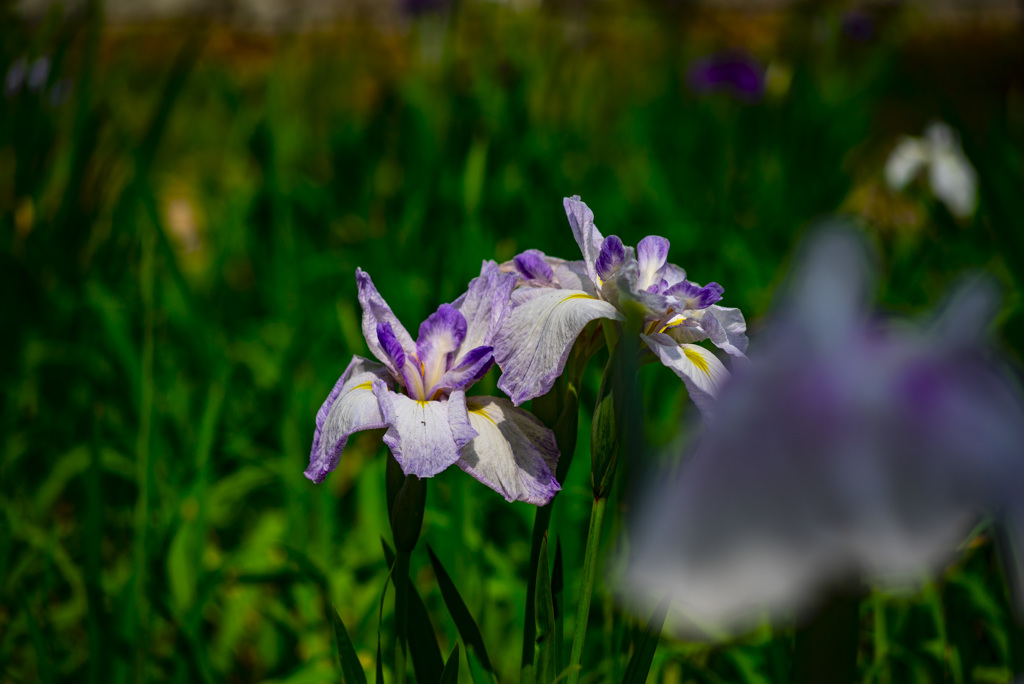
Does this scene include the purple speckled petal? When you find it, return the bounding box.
[495,289,623,405]
[642,334,730,422]
[564,196,605,288]
[305,356,392,483]
[357,268,417,376]
[458,396,561,505]
[433,345,495,394]
[514,250,555,283]
[637,236,670,290]
[451,264,520,363]
[417,304,468,393]
[596,235,626,282]
[375,384,477,478]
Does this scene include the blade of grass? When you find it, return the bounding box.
[331,603,369,684]
[566,495,607,684]
[439,643,461,684]
[621,594,670,684]
[536,533,556,684]
[426,545,495,678]
[382,540,444,684]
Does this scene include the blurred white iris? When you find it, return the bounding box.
[885,121,978,219]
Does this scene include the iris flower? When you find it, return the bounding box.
[493,196,747,418]
[623,228,1024,632]
[885,121,978,219]
[686,52,766,103]
[305,264,561,506]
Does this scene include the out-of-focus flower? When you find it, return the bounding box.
[403,0,447,15]
[306,264,561,505]
[27,56,50,92]
[885,121,978,218]
[841,9,876,42]
[623,227,1024,633]
[49,78,72,106]
[686,52,765,103]
[493,197,747,418]
[5,58,26,97]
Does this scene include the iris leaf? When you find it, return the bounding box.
[331,602,368,684]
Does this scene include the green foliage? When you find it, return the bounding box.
[2,2,1023,683]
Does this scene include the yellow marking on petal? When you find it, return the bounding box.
[561,293,597,303]
[683,347,712,377]
[415,400,430,407]
[469,406,497,426]
[351,381,373,391]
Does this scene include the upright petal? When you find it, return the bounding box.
[306,357,392,483]
[642,334,730,421]
[451,264,520,363]
[457,396,561,505]
[495,289,623,405]
[595,235,627,283]
[417,304,468,392]
[563,196,604,287]
[930,149,977,218]
[636,236,670,291]
[357,268,417,376]
[375,384,477,478]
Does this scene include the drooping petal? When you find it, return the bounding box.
[636,236,670,291]
[306,357,392,483]
[663,280,724,310]
[457,396,561,505]
[417,304,468,392]
[357,268,417,376]
[451,265,519,363]
[642,333,730,421]
[433,345,495,395]
[563,195,604,288]
[375,384,477,478]
[495,289,623,405]
[595,235,627,282]
[703,306,749,356]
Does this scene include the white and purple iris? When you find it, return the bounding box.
[305,264,561,506]
[494,196,747,419]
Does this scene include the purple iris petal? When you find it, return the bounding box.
[637,235,670,290]
[357,268,418,376]
[377,385,477,478]
[665,280,724,309]
[27,56,49,92]
[596,235,626,281]
[434,345,495,394]
[377,322,406,371]
[417,303,468,381]
[687,52,765,102]
[514,249,555,283]
[5,58,26,97]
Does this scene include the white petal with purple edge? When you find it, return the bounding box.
[452,265,519,363]
[495,289,623,405]
[457,396,561,505]
[357,268,417,376]
[433,345,494,395]
[375,383,477,478]
[706,305,749,355]
[305,356,391,483]
[642,333,730,422]
[563,196,604,287]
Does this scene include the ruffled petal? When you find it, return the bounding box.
[375,384,477,478]
[357,268,417,376]
[451,264,520,363]
[495,289,623,405]
[457,396,561,505]
[305,357,392,483]
[563,196,604,288]
[642,334,730,421]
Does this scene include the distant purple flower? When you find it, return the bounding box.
[403,0,447,15]
[687,52,765,103]
[49,78,72,106]
[27,56,50,92]
[841,10,876,42]
[306,263,561,505]
[4,58,26,97]
[623,228,1024,633]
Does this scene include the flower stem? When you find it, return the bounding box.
[567,494,608,684]
[393,549,411,684]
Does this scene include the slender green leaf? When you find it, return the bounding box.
[535,533,557,684]
[426,545,495,674]
[621,594,671,684]
[382,540,444,684]
[439,643,461,684]
[331,603,368,684]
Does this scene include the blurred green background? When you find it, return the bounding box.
[2,0,1024,681]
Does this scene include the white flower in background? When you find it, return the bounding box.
[885,121,978,218]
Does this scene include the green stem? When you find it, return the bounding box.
[393,549,411,684]
[567,495,608,684]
